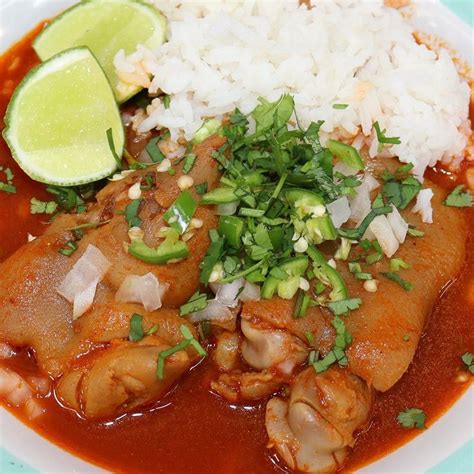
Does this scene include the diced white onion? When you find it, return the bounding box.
[25,398,45,420]
[333,161,358,176]
[239,281,261,302]
[387,205,408,243]
[57,245,111,320]
[0,368,32,407]
[327,196,351,228]
[187,299,236,330]
[0,343,15,359]
[115,273,168,312]
[349,182,371,224]
[216,201,239,216]
[128,182,142,200]
[212,278,245,308]
[26,376,51,397]
[364,172,380,192]
[369,215,399,257]
[412,188,434,224]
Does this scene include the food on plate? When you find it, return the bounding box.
[0,0,472,473]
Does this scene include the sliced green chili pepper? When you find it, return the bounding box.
[307,245,348,301]
[164,191,198,234]
[201,186,239,204]
[218,215,245,248]
[129,229,189,264]
[261,256,309,299]
[327,139,364,171]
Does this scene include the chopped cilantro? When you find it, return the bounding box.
[182,154,197,174]
[129,313,144,342]
[461,352,474,374]
[383,176,422,210]
[380,272,413,291]
[444,185,473,208]
[58,240,78,257]
[106,128,122,170]
[179,291,208,316]
[124,199,142,228]
[30,198,58,215]
[327,297,361,315]
[332,103,348,109]
[397,408,426,429]
[407,226,424,237]
[0,182,16,194]
[373,121,401,151]
[195,182,208,195]
[390,258,411,271]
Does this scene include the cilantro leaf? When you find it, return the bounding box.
[461,352,474,374]
[380,272,413,291]
[179,291,208,316]
[0,182,16,194]
[252,94,294,133]
[30,198,58,215]
[129,313,144,342]
[383,176,422,210]
[444,185,473,208]
[397,408,426,429]
[328,298,361,315]
[124,199,142,228]
[182,154,197,174]
[373,121,401,150]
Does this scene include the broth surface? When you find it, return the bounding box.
[0,25,472,474]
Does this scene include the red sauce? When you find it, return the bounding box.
[0,25,472,474]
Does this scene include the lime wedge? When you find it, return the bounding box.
[3,47,124,186]
[33,0,166,103]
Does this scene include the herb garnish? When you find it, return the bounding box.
[444,185,473,208]
[397,408,426,429]
[180,291,208,316]
[124,199,142,228]
[332,103,348,109]
[106,128,123,170]
[30,198,58,215]
[380,271,413,291]
[0,166,16,193]
[182,154,197,174]
[58,240,78,257]
[373,121,401,152]
[129,313,145,342]
[461,352,474,374]
[156,325,206,379]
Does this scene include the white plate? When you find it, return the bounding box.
[0,1,472,473]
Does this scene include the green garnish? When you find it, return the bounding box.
[304,331,315,345]
[461,352,474,374]
[407,226,424,237]
[327,139,364,171]
[199,232,225,283]
[164,191,198,234]
[162,95,170,109]
[380,272,413,291]
[182,154,197,174]
[293,290,310,318]
[327,298,361,316]
[180,291,208,316]
[129,313,144,342]
[390,258,411,271]
[397,408,426,429]
[58,240,78,257]
[444,185,473,208]
[106,127,122,170]
[383,176,422,210]
[124,199,142,228]
[0,166,16,193]
[195,182,208,195]
[145,136,165,163]
[156,325,206,380]
[30,198,58,215]
[373,121,401,151]
[338,205,392,240]
[332,103,348,109]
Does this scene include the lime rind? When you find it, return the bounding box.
[3,47,124,186]
[33,0,167,103]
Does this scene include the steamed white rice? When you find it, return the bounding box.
[115,0,471,178]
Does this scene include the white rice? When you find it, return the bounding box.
[115,0,471,178]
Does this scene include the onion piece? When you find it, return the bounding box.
[369,215,399,257]
[349,183,371,224]
[327,196,351,228]
[57,245,111,320]
[213,278,245,308]
[187,299,236,330]
[25,398,46,420]
[216,201,239,216]
[0,343,15,359]
[412,188,434,224]
[333,161,358,176]
[364,172,380,192]
[387,205,408,243]
[115,273,168,311]
[0,368,32,407]
[239,281,261,302]
[26,376,51,397]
